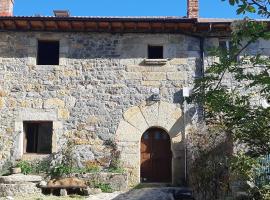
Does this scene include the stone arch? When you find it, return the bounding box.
[115,101,185,186]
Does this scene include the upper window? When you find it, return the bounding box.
[37,40,59,65]
[219,39,231,51]
[148,45,163,59]
[219,39,239,61]
[23,121,53,154]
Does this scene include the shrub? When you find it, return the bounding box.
[50,164,71,178]
[85,161,101,173]
[16,160,33,175]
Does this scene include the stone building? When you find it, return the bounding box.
[0,0,269,187]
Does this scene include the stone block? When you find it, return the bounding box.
[60,189,68,196]
[141,81,161,86]
[16,109,57,121]
[82,187,102,196]
[115,121,141,142]
[0,183,42,197]
[0,174,43,184]
[169,58,188,65]
[77,172,128,191]
[167,72,187,81]
[58,108,70,120]
[140,102,159,127]
[143,72,166,81]
[0,98,4,108]
[123,72,142,80]
[123,106,148,132]
[0,90,7,97]
[158,101,182,132]
[44,98,65,109]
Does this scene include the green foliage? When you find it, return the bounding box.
[107,166,125,173]
[230,153,260,182]
[34,159,51,174]
[94,183,113,193]
[48,138,76,178]
[84,161,101,173]
[16,160,33,175]
[193,19,270,155]
[192,10,270,199]
[188,129,231,200]
[222,0,270,17]
[50,163,72,177]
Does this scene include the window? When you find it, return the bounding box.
[148,45,163,59]
[219,39,238,61]
[37,40,59,65]
[219,39,232,52]
[23,121,53,154]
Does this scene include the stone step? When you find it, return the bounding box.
[0,174,43,184]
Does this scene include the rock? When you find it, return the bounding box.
[77,172,128,191]
[39,181,47,187]
[47,178,86,188]
[5,196,14,200]
[0,174,43,184]
[0,183,42,197]
[82,187,102,196]
[10,168,21,174]
[60,189,68,196]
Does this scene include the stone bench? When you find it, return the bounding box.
[40,185,88,196]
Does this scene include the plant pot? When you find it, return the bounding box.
[11,167,21,174]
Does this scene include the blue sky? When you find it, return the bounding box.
[14,0,263,19]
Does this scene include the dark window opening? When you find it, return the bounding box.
[219,40,232,51]
[23,121,53,154]
[37,41,59,65]
[148,45,163,59]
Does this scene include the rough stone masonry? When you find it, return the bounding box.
[1,25,270,187]
[0,31,202,186]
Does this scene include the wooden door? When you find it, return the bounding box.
[141,128,172,183]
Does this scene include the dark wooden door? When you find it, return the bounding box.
[141,128,172,183]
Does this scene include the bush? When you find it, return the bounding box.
[85,161,101,173]
[50,164,72,178]
[16,160,33,175]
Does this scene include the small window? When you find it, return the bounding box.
[219,39,238,61]
[37,40,59,65]
[219,39,231,51]
[148,45,163,59]
[23,121,53,154]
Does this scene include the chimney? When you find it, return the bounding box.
[187,0,199,18]
[0,0,14,16]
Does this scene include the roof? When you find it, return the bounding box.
[0,16,254,35]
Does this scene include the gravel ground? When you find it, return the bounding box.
[0,192,123,200]
[0,188,178,200]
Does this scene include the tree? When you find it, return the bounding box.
[222,0,270,16]
[192,1,270,199]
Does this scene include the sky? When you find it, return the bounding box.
[14,0,264,19]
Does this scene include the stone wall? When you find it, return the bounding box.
[0,31,201,185]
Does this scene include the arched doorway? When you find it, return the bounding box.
[140,128,172,183]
